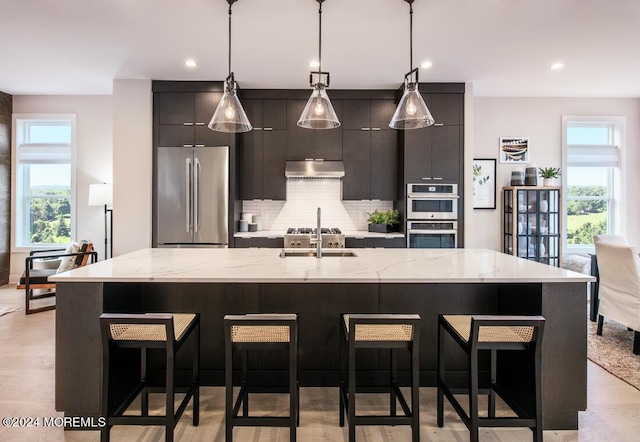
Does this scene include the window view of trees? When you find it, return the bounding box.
[29,186,71,244]
[566,185,607,245]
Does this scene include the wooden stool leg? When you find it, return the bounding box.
[437,321,445,428]
[348,339,356,442]
[488,349,496,418]
[469,348,479,442]
[193,322,200,426]
[597,315,604,335]
[225,340,233,442]
[165,350,175,442]
[390,348,397,417]
[411,342,420,442]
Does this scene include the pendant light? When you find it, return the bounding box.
[389,0,434,130]
[209,0,252,133]
[298,0,340,130]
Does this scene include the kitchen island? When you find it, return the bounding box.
[51,248,592,430]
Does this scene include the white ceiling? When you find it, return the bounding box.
[1,0,639,97]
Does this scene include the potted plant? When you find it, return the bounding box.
[367,209,400,233]
[538,167,561,186]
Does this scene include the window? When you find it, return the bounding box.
[562,116,624,253]
[12,115,76,248]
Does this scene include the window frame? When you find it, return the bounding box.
[561,116,625,255]
[11,114,77,252]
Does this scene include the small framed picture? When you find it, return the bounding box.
[473,159,496,209]
[499,137,529,163]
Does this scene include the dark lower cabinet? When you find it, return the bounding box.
[345,237,405,248]
[234,237,284,248]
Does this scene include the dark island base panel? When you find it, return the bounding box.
[55,281,586,430]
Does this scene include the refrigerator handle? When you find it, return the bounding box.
[194,157,200,232]
[186,157,192,232]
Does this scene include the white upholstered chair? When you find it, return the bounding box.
[594,240,640,354]
[593,234,627,245]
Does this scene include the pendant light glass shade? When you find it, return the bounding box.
[298,83,340,129]
[208,77,252,133]
[389,81,434,129]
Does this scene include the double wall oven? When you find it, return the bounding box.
[406,183,459,248]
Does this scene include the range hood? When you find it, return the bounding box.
[285,160,345,179]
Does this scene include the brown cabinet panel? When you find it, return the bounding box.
[431,126,461,181]
[157,93,194,124]
[286,100,315,160]
[403,128,432,181]
[263,99,286,129]
[370,99,397,130]
[194,92,224,124]
[342,100,370,130]
[158,125,194,147]
[262,130,287,200]
[241,99,264,128]
[371,130,398,200]
[430,93,463,126]
[238,130,264,200]
[342,130,371,200]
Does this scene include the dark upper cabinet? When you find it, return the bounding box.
[402,92,463,183]
[238,99,286,200]
[403,125,461,182]
[430,93,463,126]
[156,91,231,147]
[286,99,343,160]
[342,131,371,200]
[342,99,398,200]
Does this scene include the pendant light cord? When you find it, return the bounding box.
[318,0,323,74]
[409,0,413,72]
[228,1,233,77]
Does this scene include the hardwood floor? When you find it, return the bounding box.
[2,284,640,441]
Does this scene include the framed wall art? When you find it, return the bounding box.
[473,158,496,209]
[499,137,529,163]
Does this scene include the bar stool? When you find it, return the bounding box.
[339,313,421,442]
[437,314,545,442]
[99,313,200,442]
[224,313,299,442]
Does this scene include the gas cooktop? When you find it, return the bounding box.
[286,227,342,235]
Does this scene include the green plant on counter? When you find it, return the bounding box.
[538,167,561,179]
[367,209,400,226]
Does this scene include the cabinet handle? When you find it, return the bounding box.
[371,127,381,131]
[195,144,205,147]
[433,123,444,127]
[361,127,371,131]
[195,122,205,126]
[183,122,194,126]
[254,127,263,131]
[264,127,273,131]
[433,177,443,180]
[421,177,431,180]
[305,158,314,161]
[183,144,193,147]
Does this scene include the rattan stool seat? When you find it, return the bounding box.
[108,313,196,342]
[443,314,534,343]
[343,314,414,341]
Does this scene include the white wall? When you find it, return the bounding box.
[112,80,152,255]
[10,95,112,279]
[468,97,640,251]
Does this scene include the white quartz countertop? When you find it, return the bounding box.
[50,248,594,284]
[234,230,404,238]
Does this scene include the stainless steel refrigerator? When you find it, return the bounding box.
[156,146,229,247]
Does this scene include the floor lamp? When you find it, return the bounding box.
[89,183,113,260]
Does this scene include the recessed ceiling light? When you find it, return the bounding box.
[309,60,320,68]
[550,62,564,70]
[420,61,433,69]
[185,59,197,68]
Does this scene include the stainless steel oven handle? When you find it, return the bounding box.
[407,194,459,199]
[408,229,457,234]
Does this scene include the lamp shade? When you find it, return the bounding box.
[208,81,252,133]
[389,82,434,129]
[297,84,341,130]
[88,183,113,206]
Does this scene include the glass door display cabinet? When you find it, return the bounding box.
[503,186,561,267]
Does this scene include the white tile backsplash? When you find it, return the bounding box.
[242,180,393,231]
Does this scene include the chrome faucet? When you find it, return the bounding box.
[317,207,322,258]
